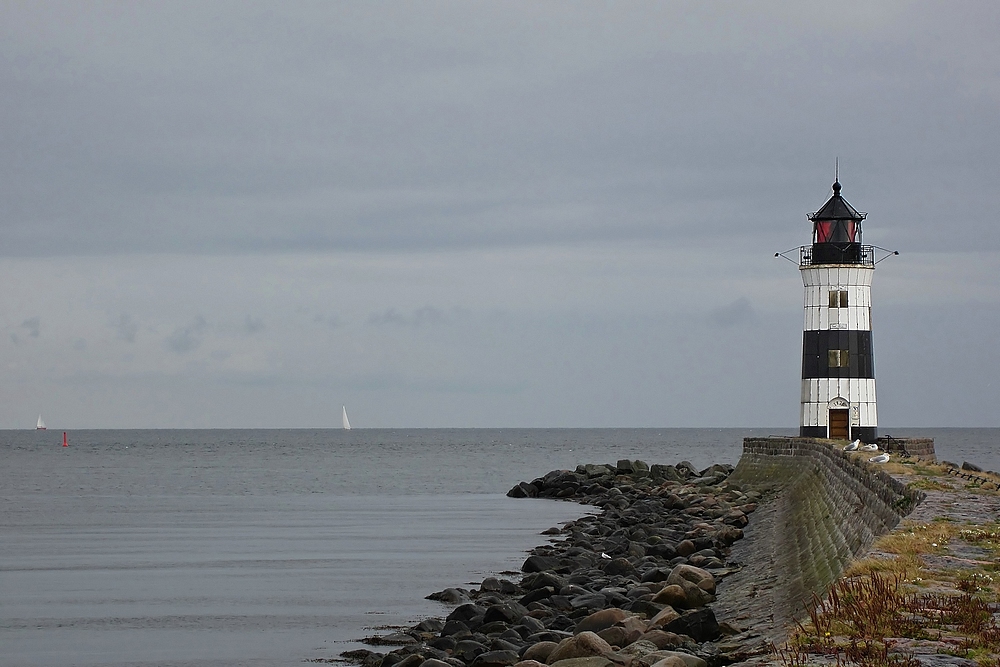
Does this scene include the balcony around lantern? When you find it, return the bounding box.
[799,244,874,267]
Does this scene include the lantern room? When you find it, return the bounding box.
[809,181,867,265]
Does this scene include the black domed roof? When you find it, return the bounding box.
[810,181,866,221]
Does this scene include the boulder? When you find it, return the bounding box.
[602,558,637,577]
[546,632,615,664]
[413,618,445,633]
[675,461,697,478]
[523,555,561,573]
[519,586,556,606]
[640,568,671,584]
[508,482,539,498]
[582,464,615,478]
[648,607,680,628]
[391,655,425,667]
[484,602,529,625]
[638,630,684,650]
[376,632,417,645]
[454,640,490,662]
[667,565,715,595]
[521,572,568,591]
[674,540,696,557]
[722,510,748,528]
[429,636,457,651]
[648,658,687,667]
[526,631,573,646]
[621,615,649,639]
[574,608,629,635]
[521,642,558,663]
[515,615,547,635]
[440,620,469,636]
[480,621,514,635]
[427,588,471,604]
[650,465,682,482]
[448,603,487,624]
[497,630,525,647]
[617,639,659,658]
[595,626,629,648]
[341,649,384,667]
[651,585,686,608]
[662,608,720,643]
[418,660,453,667]
[647,651,707,667]
[549,659,615,667]
[626,599,666,618]
[472,650,521,667]
[714,525,743,547]
[481,577,504,592]
[569,593,607,610]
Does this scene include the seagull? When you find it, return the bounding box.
[861,443,879,452]
[844,439,860,451]
[869,453,890,464]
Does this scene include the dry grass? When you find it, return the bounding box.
[842,554,920,580]
[873,521,958,556]
[785,571,1000,667]
[907,478,953,491]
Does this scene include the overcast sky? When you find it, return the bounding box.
[1,2,997,428]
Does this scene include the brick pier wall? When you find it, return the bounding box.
[714,437,925,643]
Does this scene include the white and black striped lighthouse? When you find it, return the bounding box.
[797,180,877,442]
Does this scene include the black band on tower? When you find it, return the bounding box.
[801,330,875,379]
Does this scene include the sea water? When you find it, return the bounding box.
[1,428,995,667]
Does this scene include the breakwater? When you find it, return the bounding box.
[339,438,927,667]
[714,437,926,646]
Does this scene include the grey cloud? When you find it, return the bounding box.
[165,315,208,354]
[21,317,41,338]
[367,306,447,328]
[116,314,138,342]
[313,314,345,329]
[73,338,87,351]
[243,315,265,334]
[0,5,996,258]
[706,298,755,328]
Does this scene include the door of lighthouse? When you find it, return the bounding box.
[829,409,850,440]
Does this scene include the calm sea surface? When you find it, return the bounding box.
[1,428,996,667]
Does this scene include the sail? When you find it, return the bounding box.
[36,415,46,430]
[342,406,351,430]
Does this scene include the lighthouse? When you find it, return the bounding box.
[798,179,877,442]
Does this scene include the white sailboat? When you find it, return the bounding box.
[36,415,46,430]
[342,405,352,430]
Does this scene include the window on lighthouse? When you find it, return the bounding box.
[828,349,850,368]
[828,291,848,308]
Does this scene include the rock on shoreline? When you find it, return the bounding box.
[337,459,758,667]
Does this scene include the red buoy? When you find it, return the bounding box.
[62,432,68,447]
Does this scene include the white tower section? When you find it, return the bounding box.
[799,265,877,441]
